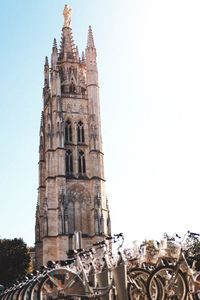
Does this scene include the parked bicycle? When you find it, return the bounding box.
[146,231,200,300]
[37,233,128,300]
[125,239,162,300]
[2,231,200,300]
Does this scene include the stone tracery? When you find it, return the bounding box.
[67,184,91,235]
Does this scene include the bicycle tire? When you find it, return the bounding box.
[127,268,151,300]
[30,277,42,300]
[37,268,86,300]
[146,265,188,300]
[128,268,163,300]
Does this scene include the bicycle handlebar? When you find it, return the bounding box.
[175,233,181,239]
[93,233,124,247]
[66,233,124,259]
[188,231,200,237]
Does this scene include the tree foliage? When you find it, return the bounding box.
[184,234,200,271]
[0,238,30,287]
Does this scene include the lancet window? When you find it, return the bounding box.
[65,120,72,143]
[78,150,86,175]
[66,150,73,175]
[77,121,85,143]
[69,80,76,93]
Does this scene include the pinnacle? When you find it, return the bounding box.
[87,25,95,48]
[82,51,85,62]
[44,56,49,66]
[53,38,57,48]
[76,45,79,60]
[59,25,76,61]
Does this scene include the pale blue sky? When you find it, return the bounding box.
[1,0,200,246]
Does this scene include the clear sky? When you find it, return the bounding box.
[1,0,200,246]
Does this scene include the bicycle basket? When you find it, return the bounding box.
[140,240,159,264]
[159,239,181,259]
[123,241,140,259]
[123,241,140,267]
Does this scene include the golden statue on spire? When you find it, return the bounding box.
[63,5,72,27]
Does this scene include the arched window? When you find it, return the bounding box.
[66,150,73,175]
[77,121,85,143]
[65,120,72,143]
[69,80,76,93]
[78,150,86,175]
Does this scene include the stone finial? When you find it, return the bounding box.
[63,4,72,28]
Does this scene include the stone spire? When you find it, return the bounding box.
[44,56,49,87]
[82,51,85,63]
[87,25,95,48]
[45,56,49,65]
[76,45,79,61]
[86,25,98,84]
[53,38,57,48]
[43,56,50,106]
[51,38,58,70]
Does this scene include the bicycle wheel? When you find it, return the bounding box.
[37,268,86,300]
[127,268,151,300]
[146,265,188,300]
[30,278,43,300]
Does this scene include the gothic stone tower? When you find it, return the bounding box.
[35,5,111,267]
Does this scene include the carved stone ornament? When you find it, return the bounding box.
[63,5,72,27]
